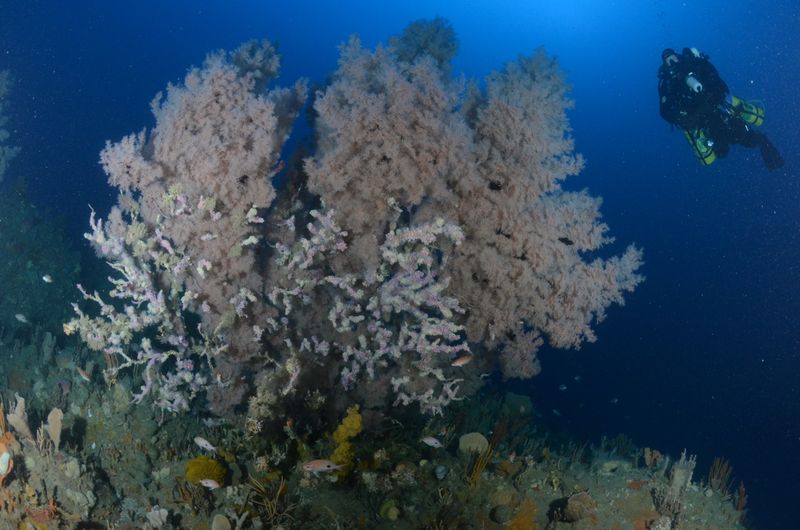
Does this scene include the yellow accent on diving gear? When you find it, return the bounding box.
[731,96,765,127]
[684,128,717,166]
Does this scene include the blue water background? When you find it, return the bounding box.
[2,1,798,526]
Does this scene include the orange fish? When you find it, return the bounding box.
[76,366,92,382]
[451,355,473,367]
[302,459,342,475]
[200,478,220,489]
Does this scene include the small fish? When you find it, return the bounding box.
[552,409,562,417]
[42,275,53,283]
[450,355,473,367]
[558,237,574,246]
[194,436,216,452]
[76,366,91,383]
[14,314,29,324]
[558,384,567,391]
[199,478,220,490]
[573,375,582,382]
[420,436,443,449]
[302,459,342,475]
[609,397,619,404]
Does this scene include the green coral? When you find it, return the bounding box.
[185,455,227,486]
[379,498,400,521]
[333,405,362,445]
[329,405,362,475]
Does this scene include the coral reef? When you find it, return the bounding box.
[389,16,459,71]
[0,396,96,526]
[66,39,307,412]
[68,21,641,424]
[0,19,753,530]
[306,33,643,379]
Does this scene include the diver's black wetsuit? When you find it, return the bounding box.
[658,48,784,170]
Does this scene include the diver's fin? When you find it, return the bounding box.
[760,138,784,171]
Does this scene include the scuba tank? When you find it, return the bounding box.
[683,128,717,166]
[685,74,703,93]
[730,96,765,126]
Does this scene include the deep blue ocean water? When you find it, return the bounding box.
[2,1,798,527]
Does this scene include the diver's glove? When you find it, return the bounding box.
[686,74,703,93]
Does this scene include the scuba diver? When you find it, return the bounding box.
[658,47,784,171]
